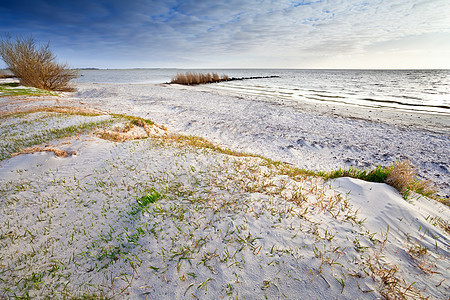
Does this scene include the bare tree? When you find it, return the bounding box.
[0,36,77,91]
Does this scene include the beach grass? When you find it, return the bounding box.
[0,82,59,97]
[385,160,436,198]
[322,161,438,201]
[0,106,440,202]
[159,132,440,201]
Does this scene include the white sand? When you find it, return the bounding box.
[0,83,449,299]
[74,82,450,198]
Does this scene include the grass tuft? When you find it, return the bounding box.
[0,106,104,118]
[0,82,19,87]
[325,165,390,183]
[0,83,58,97]
[164,134,254,158]
[138,189,161,207]
[111,114,154,125]
[323,161,438,200]
[385,160,436,198]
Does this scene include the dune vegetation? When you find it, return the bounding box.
[0,82,59,97]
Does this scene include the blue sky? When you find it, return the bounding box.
[1,0,449,69]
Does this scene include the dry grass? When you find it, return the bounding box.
[370,263,426,300]
[0,36,77,91]
[324,161,440,201]
[96,120,166,142]
[163,133,256,158]
[385,160,436,198]
[170,72,229,85]
[0,106,105,118]
[12,146,76,158]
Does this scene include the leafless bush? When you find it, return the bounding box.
[171,72,230,85]
[0,36,77,91]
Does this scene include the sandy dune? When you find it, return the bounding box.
[0,84,448,298]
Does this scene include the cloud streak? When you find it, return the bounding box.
[1,0,449,68]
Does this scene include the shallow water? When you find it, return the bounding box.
[75,68,450,114]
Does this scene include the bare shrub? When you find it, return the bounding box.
[0,36,77,91]
[170,72,230,85]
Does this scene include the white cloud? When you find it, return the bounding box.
[1,0,449,68]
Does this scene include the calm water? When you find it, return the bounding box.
[76,69,450,114]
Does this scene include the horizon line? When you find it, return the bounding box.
[70,67,450,71]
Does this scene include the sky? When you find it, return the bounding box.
[0,0,450,69]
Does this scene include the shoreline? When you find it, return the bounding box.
[189,83,450,134]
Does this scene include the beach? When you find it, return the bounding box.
[0,81,449,299]
[74,82,450,199]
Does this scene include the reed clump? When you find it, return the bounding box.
[171,72,230,85]
[0,36,77,91]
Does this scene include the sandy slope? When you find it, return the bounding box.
[0,85,449,299]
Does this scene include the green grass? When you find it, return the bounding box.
[0,110,443,299]
[323,165,391,183]
[0,111,158,162]
[111,114,154,126]
[0,107,104,119]
[320,163,444,203]
[138,189,161,207]
[0,82,19,87]
[160,131,440,201]
[0,114,113,161]
[258,160,441,201]
[0,83,59,97]
[0,107,441,202]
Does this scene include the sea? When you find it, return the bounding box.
[75,69,450,115]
